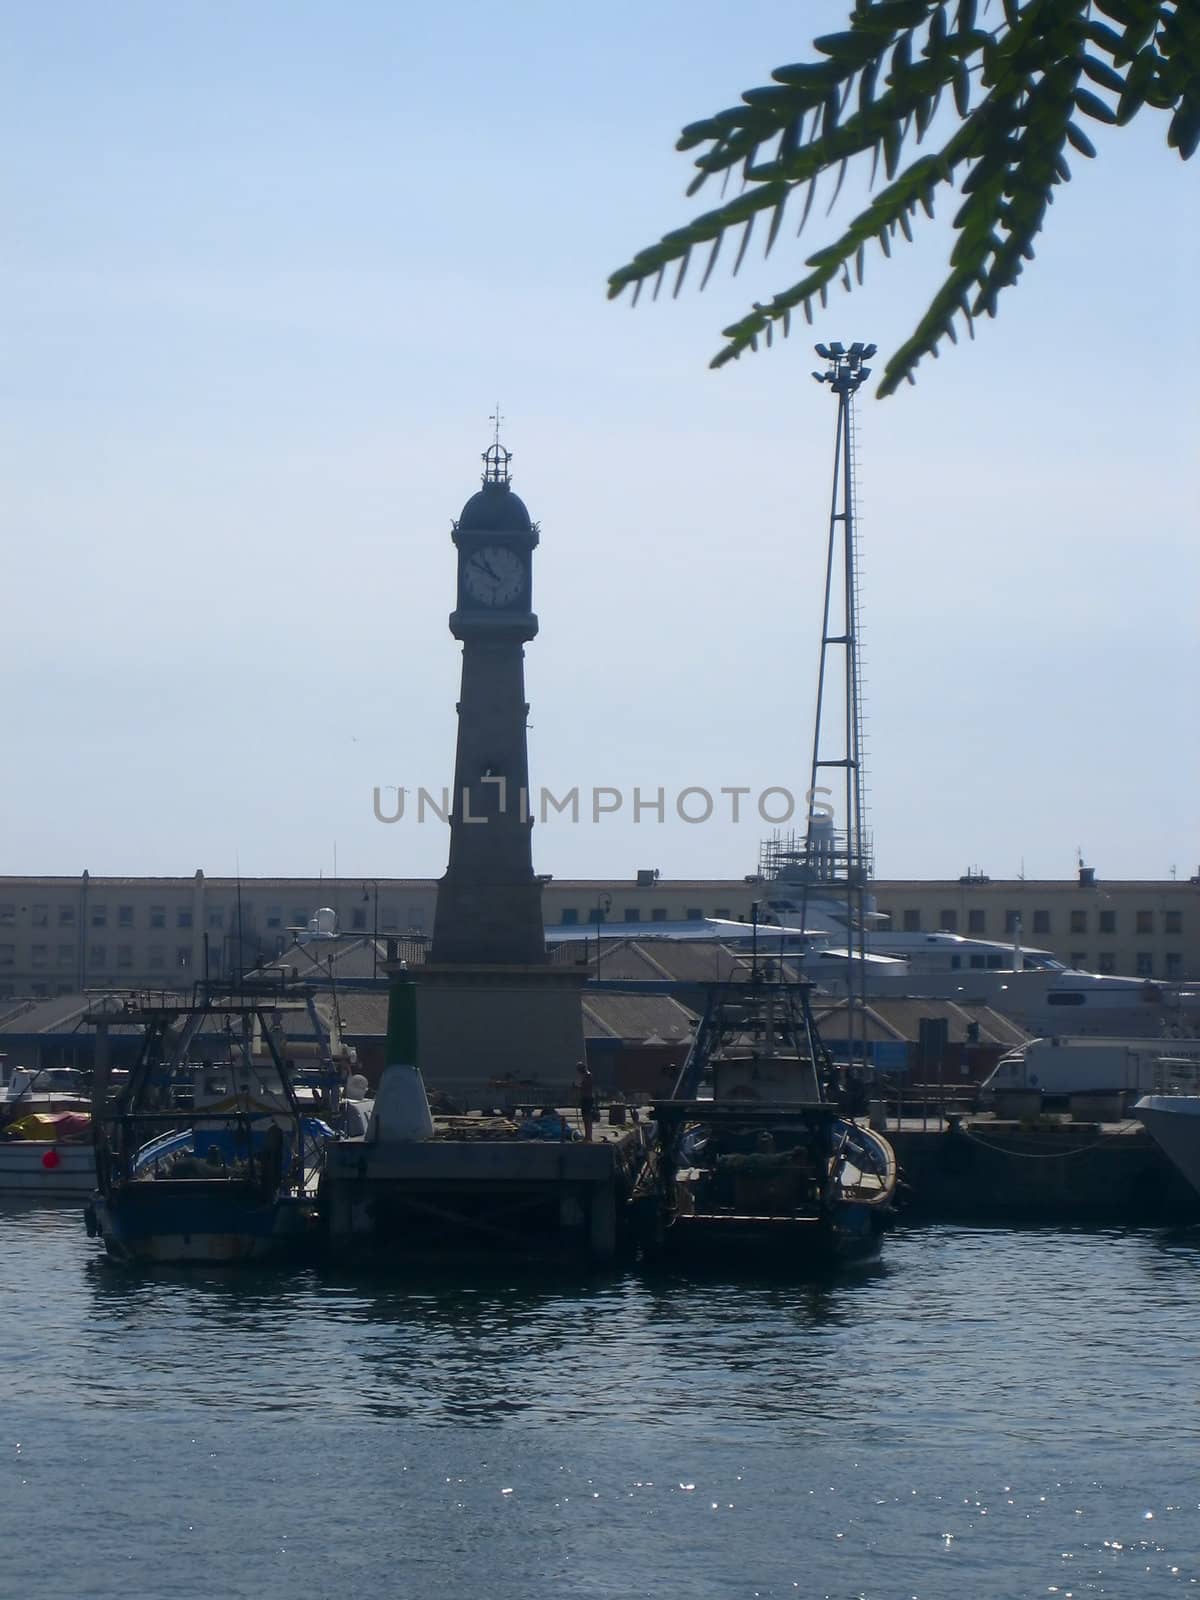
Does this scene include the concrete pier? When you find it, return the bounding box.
[323,1113,647,1263]
[887,1115,1200,1224]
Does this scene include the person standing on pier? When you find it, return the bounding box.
[575,1060,596,1143]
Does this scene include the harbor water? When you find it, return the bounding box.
[3,1204,1199,1599]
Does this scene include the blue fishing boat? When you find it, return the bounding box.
[85,988,344,1263]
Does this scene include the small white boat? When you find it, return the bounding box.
[0,1110,96,1195]
[0,1068,96,1195]
[1,1066,91,1119]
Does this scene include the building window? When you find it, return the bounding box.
[1004,910,1021,934]
[0,904,13,926]
[686,907,703,920]
[1166,953,1183,978]
[587,907,607,925]
[713,907,731,918]
[32,982,48,997]
[1032,910,1050,935]
[58,906,75,927]
[56,944,74,966]
[407,906,426,929]
[148,946,165,971]
[290,910,306,930]
[149,906,166,929]
[1070,910,1087,934]
[967,909,986,934]
[177,908,193,929]
[351,908,368,931]
[207,907,224,930]
[176,947,191,969]
[651,909,669,922]
[1136,953,1154,977]
[90,944,106,968]
[939,910,958,931]
[1136,910,1154,935]
[32,944,48,966]
[90,906,107,928]
[1070,952,1087,968]
[560,909,578,925]
[1165,910,1182,935]
[1099,910,1116,935]
[380,907,398,932]
[0,944,14,967]
[624,909,642,923]
[118,905,134,928]
[32,905,48,926]
[266,906,282,929]
[118,945,133,969]
[1098,952,1117,973]
[877,909,893,930]
[903,909,921,932]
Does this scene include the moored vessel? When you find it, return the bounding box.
[639,969,897,1269]
[85,986,346,1263]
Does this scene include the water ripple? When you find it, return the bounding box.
[3,1203,1200,1598]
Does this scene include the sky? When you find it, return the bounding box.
[3,0,1197,887]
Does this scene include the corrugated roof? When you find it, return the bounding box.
[0,990,186,1037]
[582,992,697,1043]
[813,996,1031,1046]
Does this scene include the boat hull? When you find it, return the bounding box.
[0,1142,96,1197]
[656,1200,887,1269]
[89,1180,319,1264]
[1135,1095,1200,1199]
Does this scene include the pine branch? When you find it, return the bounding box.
[607,0,1197,393]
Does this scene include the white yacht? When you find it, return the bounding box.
[1135,1094,1200,1198]
[758,841,1200,1039]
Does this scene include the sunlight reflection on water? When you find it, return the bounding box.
[3,1204,1200,1599]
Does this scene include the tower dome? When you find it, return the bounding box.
[456,480,533,534]
[455,428,533,533]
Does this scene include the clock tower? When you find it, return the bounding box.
[431,435,546,965]
[416,431,587,1105]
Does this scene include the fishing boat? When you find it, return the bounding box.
[640,969,897,1269]
[85,987,345,1264]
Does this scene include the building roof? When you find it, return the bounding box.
[260,934,426,981]
[813,995,1031,1047]
[582,991,697,1043]
[0,990,186,1038]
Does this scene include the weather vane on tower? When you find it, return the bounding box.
[483,402,512,486]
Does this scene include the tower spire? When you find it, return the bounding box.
[482,403,511,485]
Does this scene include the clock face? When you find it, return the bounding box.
[463,544,526,607]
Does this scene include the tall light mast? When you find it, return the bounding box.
[805,339,876,1071]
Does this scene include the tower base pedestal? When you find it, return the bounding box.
[414,963,589,1110]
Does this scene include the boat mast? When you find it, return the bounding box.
[805,340,876,1083]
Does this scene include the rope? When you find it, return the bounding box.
[956,1120,1142,1160]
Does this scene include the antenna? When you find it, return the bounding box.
[805,339,875,1076]
[235,859,245,987]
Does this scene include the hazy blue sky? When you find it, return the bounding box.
[3,0,1197,885]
